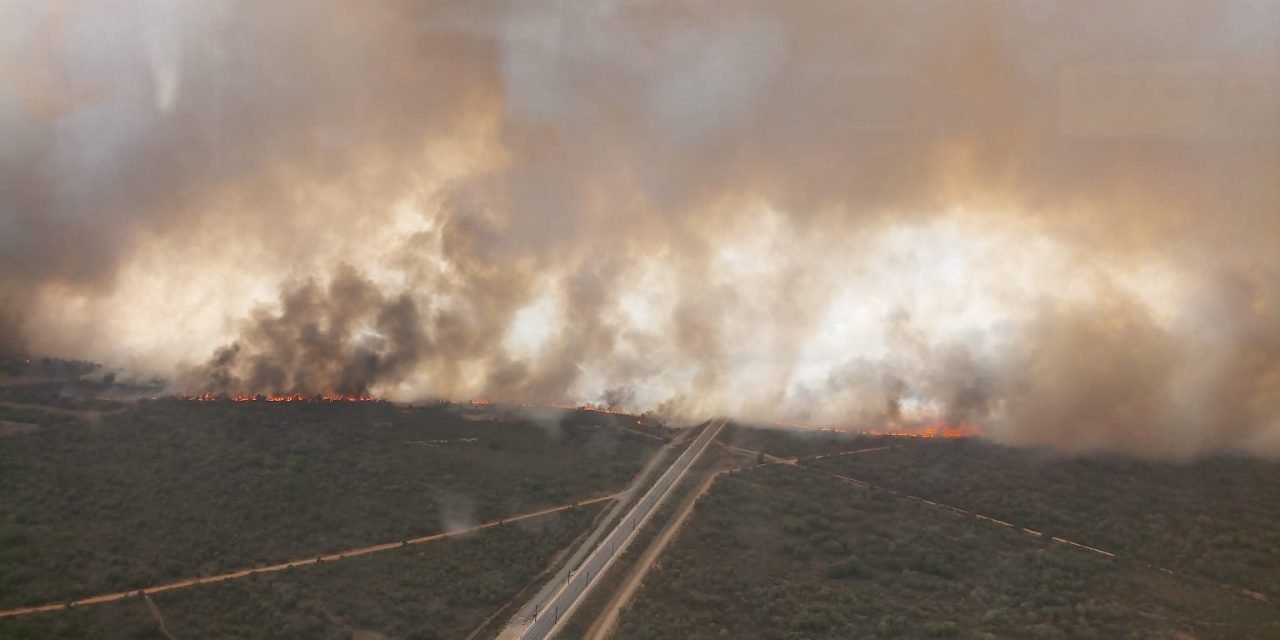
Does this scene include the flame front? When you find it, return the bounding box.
[863,418,981,439]
[773,417,983,439]
[467,399,632,415]
[183,392,375,403]
[180,394,978,438]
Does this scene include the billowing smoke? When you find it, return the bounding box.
[2,1,1278,458]
[185,265,429,396]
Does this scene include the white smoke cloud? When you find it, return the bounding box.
[1,0,1277,458]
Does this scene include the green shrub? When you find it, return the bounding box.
[825,555,866,579]
[923,621,960,637]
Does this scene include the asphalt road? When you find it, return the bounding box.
[500,433,682,634]
[517,418,727,640]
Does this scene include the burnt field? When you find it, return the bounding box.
[0,392,660,611]
[615,460,1280,640]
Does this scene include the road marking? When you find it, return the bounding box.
[494,431,683,639]
[520,419,727,640]
[585,464,727,640]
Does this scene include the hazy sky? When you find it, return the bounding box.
[1,0,1277,457]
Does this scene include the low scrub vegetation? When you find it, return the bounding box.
[0,399,657,608]
[613,463,1280,639]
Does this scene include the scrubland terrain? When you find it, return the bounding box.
[0,505,598,640]
[0,362,660,639]
[613,428,1280,640]
[4,362,1278,639]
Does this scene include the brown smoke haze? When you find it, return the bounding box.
[2,1,1278,458]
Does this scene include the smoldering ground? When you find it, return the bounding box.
[1,1,1277,458]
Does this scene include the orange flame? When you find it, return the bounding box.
[467,400,634,416]
[182,392,375,403]
[863,418,981,439]
[770,417,982,439]
[568,402,630,415]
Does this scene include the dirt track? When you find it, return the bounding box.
[794,463,1272,606]
[0,494,619,620]
[143,595,176,640]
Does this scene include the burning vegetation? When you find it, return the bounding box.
[777,417,982,440]
[469,399,635,416]
[1,1,1277,460]
[182,392,377,403]
[863,419,982,439]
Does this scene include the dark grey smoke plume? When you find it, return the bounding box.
[187,266,428,396]
[2,1,1278,457]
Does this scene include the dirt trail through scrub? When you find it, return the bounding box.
[143,594,176,640]
[0,494,620,620]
